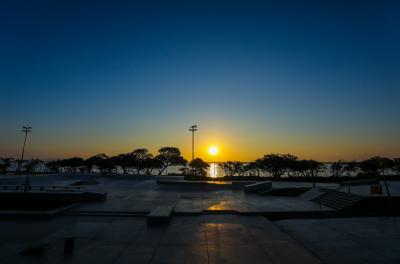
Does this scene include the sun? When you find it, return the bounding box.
[208,146,219,156]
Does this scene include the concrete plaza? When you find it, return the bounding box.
[0,174,399,263]
[1,215,322,264]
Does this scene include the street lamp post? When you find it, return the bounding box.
[18,126,32,174]
[19,126,31,192]
[189,125,198,161]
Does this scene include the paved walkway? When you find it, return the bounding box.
[276,217,400,264]
[1,215,322,264]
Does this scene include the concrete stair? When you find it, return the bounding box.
[312,188,363,210]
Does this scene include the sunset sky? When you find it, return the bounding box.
[1,1,399,162]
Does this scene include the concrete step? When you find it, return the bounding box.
[320,194,361,204]
[321,188,363,199]
[317,196,353,207]
[323,193,362,202]
[312,189,363,210]
[316,196,353,207]
[315,200,343,210]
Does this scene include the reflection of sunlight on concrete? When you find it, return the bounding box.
[208,203,226,210]
[205,181,229,185]
[208,201,230,210]
[209,163,218,178]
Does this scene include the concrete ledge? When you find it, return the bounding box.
[0,191,82,206]
[147,205,174,224]
[0,203,79,217]
[81,191,107,201]
[244,181,272,193]
[231,181,257,190]
[62,210,149,217]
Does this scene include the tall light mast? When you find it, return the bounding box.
[188,125,198,160]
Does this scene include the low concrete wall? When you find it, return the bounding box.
[0,191,82,210]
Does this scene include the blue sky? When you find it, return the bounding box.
[1,0,399,161]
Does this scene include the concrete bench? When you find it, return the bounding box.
[147,205,174,224]
[244,181,272,193]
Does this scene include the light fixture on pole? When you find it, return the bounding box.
[189,125,198,161]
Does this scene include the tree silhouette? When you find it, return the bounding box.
[142,157,163,175]
[305,159,323,187]
[155,147,187,175]
[85,154,108,173]
[259,154,297,178]
[343,161,358,176]
[220,161,245,176]
[178,166,190,176]
[244,161,259,176]
[0,158,14,174]
[16,159,26,173]
[25,159,42,173]
[189,158,209,177]
[359,156,393,177]
[59,157,84,173]
[97,155,115,174]
[220,161,236,176]
[110,154,131,174]
[289,159,309,177]
[130,149,153,174]
[331,160,344,177]
[46,160,61,173]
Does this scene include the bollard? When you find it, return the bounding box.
[64,236,75,255]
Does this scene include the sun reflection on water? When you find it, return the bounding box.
[209,163,218,178]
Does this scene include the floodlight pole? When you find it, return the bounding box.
[189,125,198,161]
[18,126,32,174]
[19,126,32,193]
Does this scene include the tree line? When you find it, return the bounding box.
[1,150,399,178]
[220,154,400,178]
[0,147,210,177]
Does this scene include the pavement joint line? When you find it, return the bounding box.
[243,218,274,264]
[271,220,325,263]
[148,226,166,264]
[205,230,210,264]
